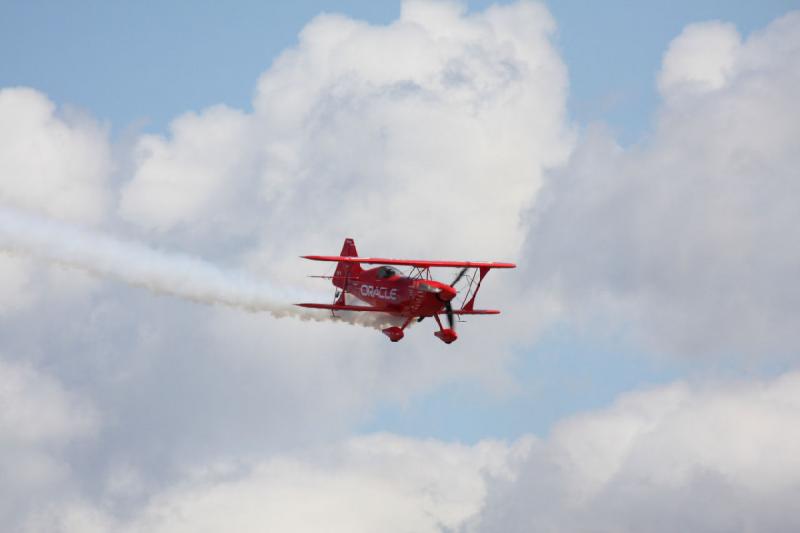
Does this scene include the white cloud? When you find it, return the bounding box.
[474,371,800,533]
[658,21,741,95]
[0,88,113,315]
[526,11,800,357]
[0,88,112,224]
[31,434,528,533]
[120,0,572,267]
[255,0,571,263]
[119,105,257,233]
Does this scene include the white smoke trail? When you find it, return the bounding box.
[0,208,394,330]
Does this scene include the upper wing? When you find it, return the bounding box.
[302,255,515,269]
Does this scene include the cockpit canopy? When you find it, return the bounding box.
[376,266,403,279]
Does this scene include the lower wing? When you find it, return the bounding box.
[295,303,390,313]
[297,303,500,315]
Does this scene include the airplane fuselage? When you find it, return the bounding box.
[340,266,457,318]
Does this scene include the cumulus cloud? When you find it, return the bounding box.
[0,88,112,224]
[474,371,800,533]
[119,105,257,233]
[525,11,800,357]
[658,21,741,95]
[120,0,572,268]
[0,88,114,313]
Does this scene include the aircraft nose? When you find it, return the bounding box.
[416,281,457,301]
[438,283,457,302]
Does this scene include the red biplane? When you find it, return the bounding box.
[297,238,515,344]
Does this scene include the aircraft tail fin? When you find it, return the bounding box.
[333,238,361,288]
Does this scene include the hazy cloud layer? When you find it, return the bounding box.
[27,434,528,533]
[0,360,98,527]
[20,371,800,533]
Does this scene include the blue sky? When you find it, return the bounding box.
[2,0,794,143]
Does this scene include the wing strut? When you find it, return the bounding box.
[461,266,491,312]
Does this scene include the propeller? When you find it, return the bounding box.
[441,267,468,329]
[444,300,455,329]
[450,267,469,287]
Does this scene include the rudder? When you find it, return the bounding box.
[333,238,361,288]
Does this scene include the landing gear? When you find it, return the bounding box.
[382,314,459,344]
[382,316,414,342]
[382,326,404,342]
[432,314,458,344]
